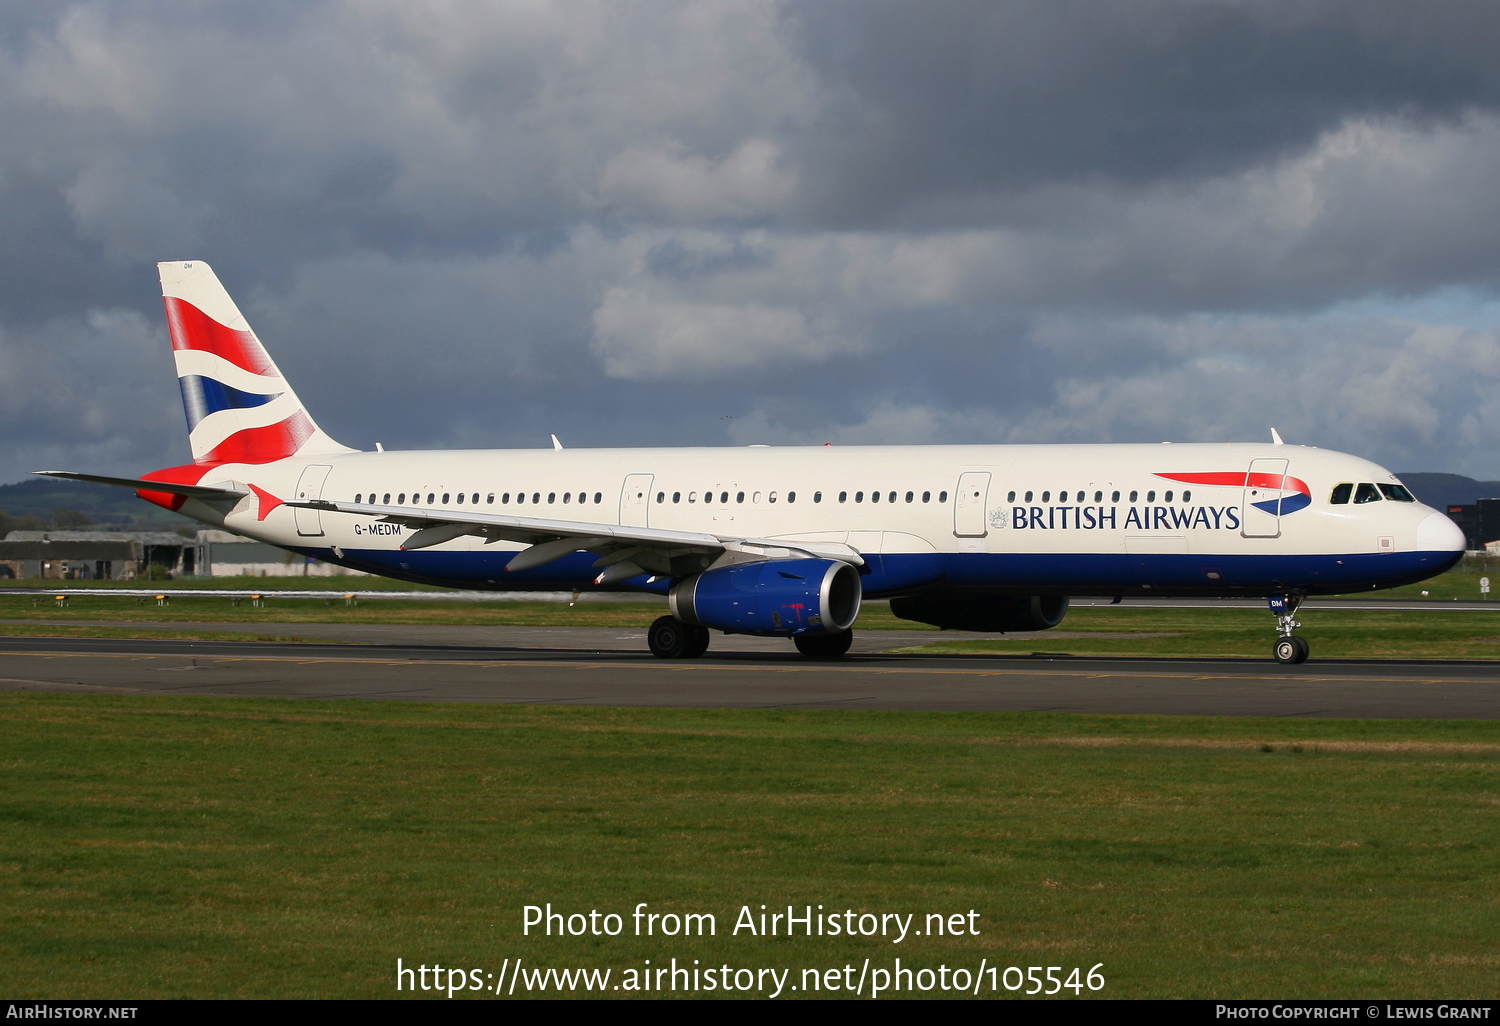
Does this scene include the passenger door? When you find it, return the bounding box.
[619,474,653,527]
[953,471,991,538]
[1242,458,1289,538]
[294,465,333,537]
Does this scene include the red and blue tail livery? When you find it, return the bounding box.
[159,261,348,466]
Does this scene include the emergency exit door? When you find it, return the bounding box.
[620,474,653,528]
[1242,458,1289,538]
[953,472,991,537]
[294,465,332,537]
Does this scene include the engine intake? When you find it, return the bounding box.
[889,594,1069,632]
[670,559,862,637]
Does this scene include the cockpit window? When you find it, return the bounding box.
[1378,483,1416,503]
[1329,483,1353,504]
[1353,482,1382,504]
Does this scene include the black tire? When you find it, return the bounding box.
[648,615,692,659]
[794,631,853,659]
[1273,637,1309,665]
[682,625,711,659]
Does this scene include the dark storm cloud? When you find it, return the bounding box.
[788,0,1500,221]
[2,1,1500,484]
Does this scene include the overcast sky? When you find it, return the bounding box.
[5,0,1500,484]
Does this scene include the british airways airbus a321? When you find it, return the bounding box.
[39,261,1465,664]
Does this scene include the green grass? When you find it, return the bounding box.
[1,695,1496,999]
[900,607,1500,660]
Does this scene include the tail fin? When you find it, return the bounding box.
[158,260,354,465]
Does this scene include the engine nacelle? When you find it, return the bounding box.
[670,558,862,637]
[889,594,1069,632]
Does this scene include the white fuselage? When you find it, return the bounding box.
[172,441,1464,599]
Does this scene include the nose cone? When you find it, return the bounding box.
[1417,511,1466,553]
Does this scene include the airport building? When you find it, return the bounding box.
[1441,498,1500,552]
[0,530,367,579]
[192,530,367,578]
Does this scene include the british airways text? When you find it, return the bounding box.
[1007,505,1242,530]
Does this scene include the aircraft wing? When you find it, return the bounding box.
[33,470,248,500]
[289,498,863,583]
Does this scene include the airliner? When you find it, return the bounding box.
[39,261,1466,664]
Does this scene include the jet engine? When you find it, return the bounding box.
[889,594,1069,632]
[669,558,862,636]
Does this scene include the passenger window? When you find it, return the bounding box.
[768,491,777,503]
[656,491,664,503]
[1147,491,1156,502]
[594,492,602,504]
[905,491,913,503]
[1182,490,1190,502]
[839,492,847,503]
[516,493,524,504]
[871,491,879,503]
[487,494,494,504]
[398,493,406,504]
[534,493,542,504]
[1007,491,1015,502]
[939,491,948,502]
[753,491,761,503]
[1024,491,1033,502]
[380,493,388,504]
[1164,491,1173,502]
[1042,491,1050,502]
[788,491,796,503]
[736,491,744,503]
[1129,491,1137,502]
[457,493,464,504]
[1111,491,1120,502]
[355,494,362,503]
[1093,491,1102,502]
[720,491,729,504]
[855,491,864,503]
[472,493,479,504]
[1379,484,1416,502]
[564,492,572,503]
[889,491,897,503]
[673,492,681,503]
[922,491,931,503]
[1329,483,1353,504]
[548,493,556,503]
[1354,483,1382,503]
[442,493,451,504]
[688,491,697,503]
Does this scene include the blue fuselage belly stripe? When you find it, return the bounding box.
[300,547,1462,598]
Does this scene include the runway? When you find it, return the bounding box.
[2,624,1500,718]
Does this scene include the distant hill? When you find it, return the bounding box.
[1396,473,1500,508]
[0,477,192,534]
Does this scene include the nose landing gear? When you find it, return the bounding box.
[1269,594,1309,664]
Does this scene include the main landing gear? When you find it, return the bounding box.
[646,616,855,660]
[647,615,711,659]
[1269,594,1309,665]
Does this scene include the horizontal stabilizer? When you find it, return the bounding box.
[32,470,247,500]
